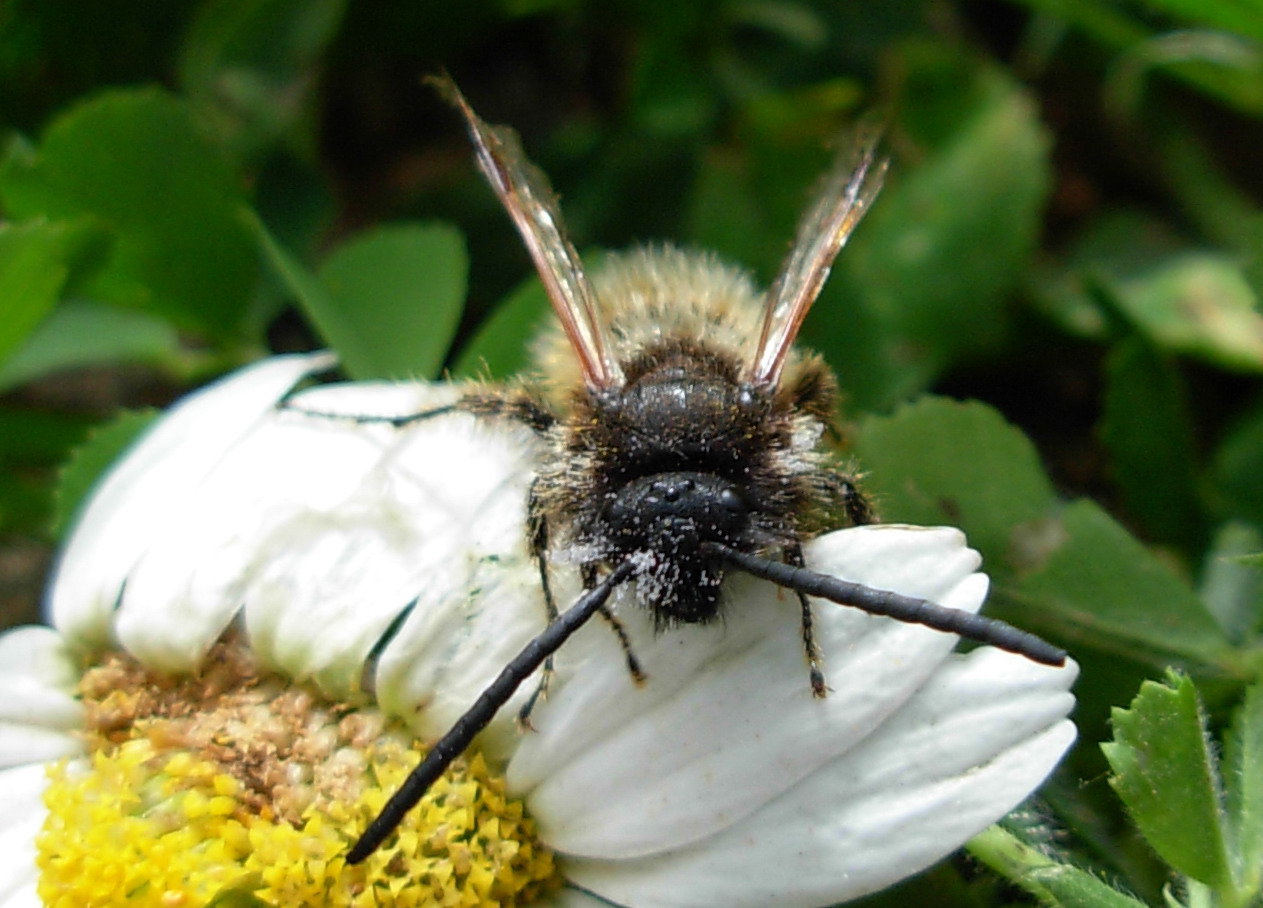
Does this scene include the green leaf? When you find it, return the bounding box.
[1101,674,1235,890]
[809,51,1051,410]
[969,825,1152,908]
[1001,0,1263,114]
[1198,522,1263,644]
[0,219,102,366]
[179,0,347,159]
[1138,0,1263,43]
[315,222,466,380]
[683,146,775,273]
[1009,501,1230,670]
[1225,684,1263,895]
[451,274,552,381]
[0,407,93,462]
[0,299,183,391]
[855,397,1231,669]
[0,88,256,340]
[1213,401,1263,530]
[853,397,1058,568]
[1099,338,1202,549]
[1036,211,1263,373]
[52,408,159,539]
[1108,253,1263,373]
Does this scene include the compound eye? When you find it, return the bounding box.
[605,498,632,528]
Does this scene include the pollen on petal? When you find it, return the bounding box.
[37,638,561,907]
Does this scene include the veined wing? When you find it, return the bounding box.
[749,125,886,387]
[434,76,623,389]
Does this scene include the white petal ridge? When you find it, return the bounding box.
[0,627,82,768]
[562,651,1077,908]
[47,352,335,654]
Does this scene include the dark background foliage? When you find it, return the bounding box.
[3,0,1263,904]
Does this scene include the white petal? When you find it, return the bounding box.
[115,384,424,674]
[247,382,542,706]
[0,627,81,729]
[0,628,83,768]
[47,352,335,650]
[0,725,81,770]
[0,764,49,899]
[344,394,551,752]
[564,652,1078,908]
[513,525,988,859]
[0,882,38,908]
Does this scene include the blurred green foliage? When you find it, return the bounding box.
[3,0,1263,905]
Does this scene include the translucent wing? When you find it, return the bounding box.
[434,76,623,389]
[749,126,887,387]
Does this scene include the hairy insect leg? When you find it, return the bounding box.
[282,386,557,433]
[827,469,875,527]
[281,401,460,428]
[518,485,559,729]
[347,560,636,865]
[584,562,647,686]
[785,543,828,698]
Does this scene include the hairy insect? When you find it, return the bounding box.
[343,77,1066,864]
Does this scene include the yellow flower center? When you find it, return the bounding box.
[37,641,561,907]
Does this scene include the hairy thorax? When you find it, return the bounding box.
[532,336,840,624]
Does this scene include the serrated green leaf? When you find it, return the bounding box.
[0,88,256,340]
[0,408,93,462]
[315,222,466,380]
[53,409,159,539]
[853,396,1058,568]
[0,219,103,366]
[1224,684,1263,895]
[1099,338,1202,549]
[0,299,183,391]
[1021,864,1155,908]
[969,825,1152,908]
[1102,674,1235,890]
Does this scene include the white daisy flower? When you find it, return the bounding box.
[0,353,1076,907]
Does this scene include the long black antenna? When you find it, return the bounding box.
[702,542,1066,667]
[347,560,635,864]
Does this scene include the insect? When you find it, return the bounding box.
[343,76,1066,864]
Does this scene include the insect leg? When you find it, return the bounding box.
[281,401,459,428]
[584,562,647,686]
[282,387,557,433]
[347,559,635,865]
[702,542,1067,667]
[518,483,559,728]
[784,543,827,698]
[824,469,875,527]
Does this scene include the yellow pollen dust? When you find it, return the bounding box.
[37,641,560,907]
